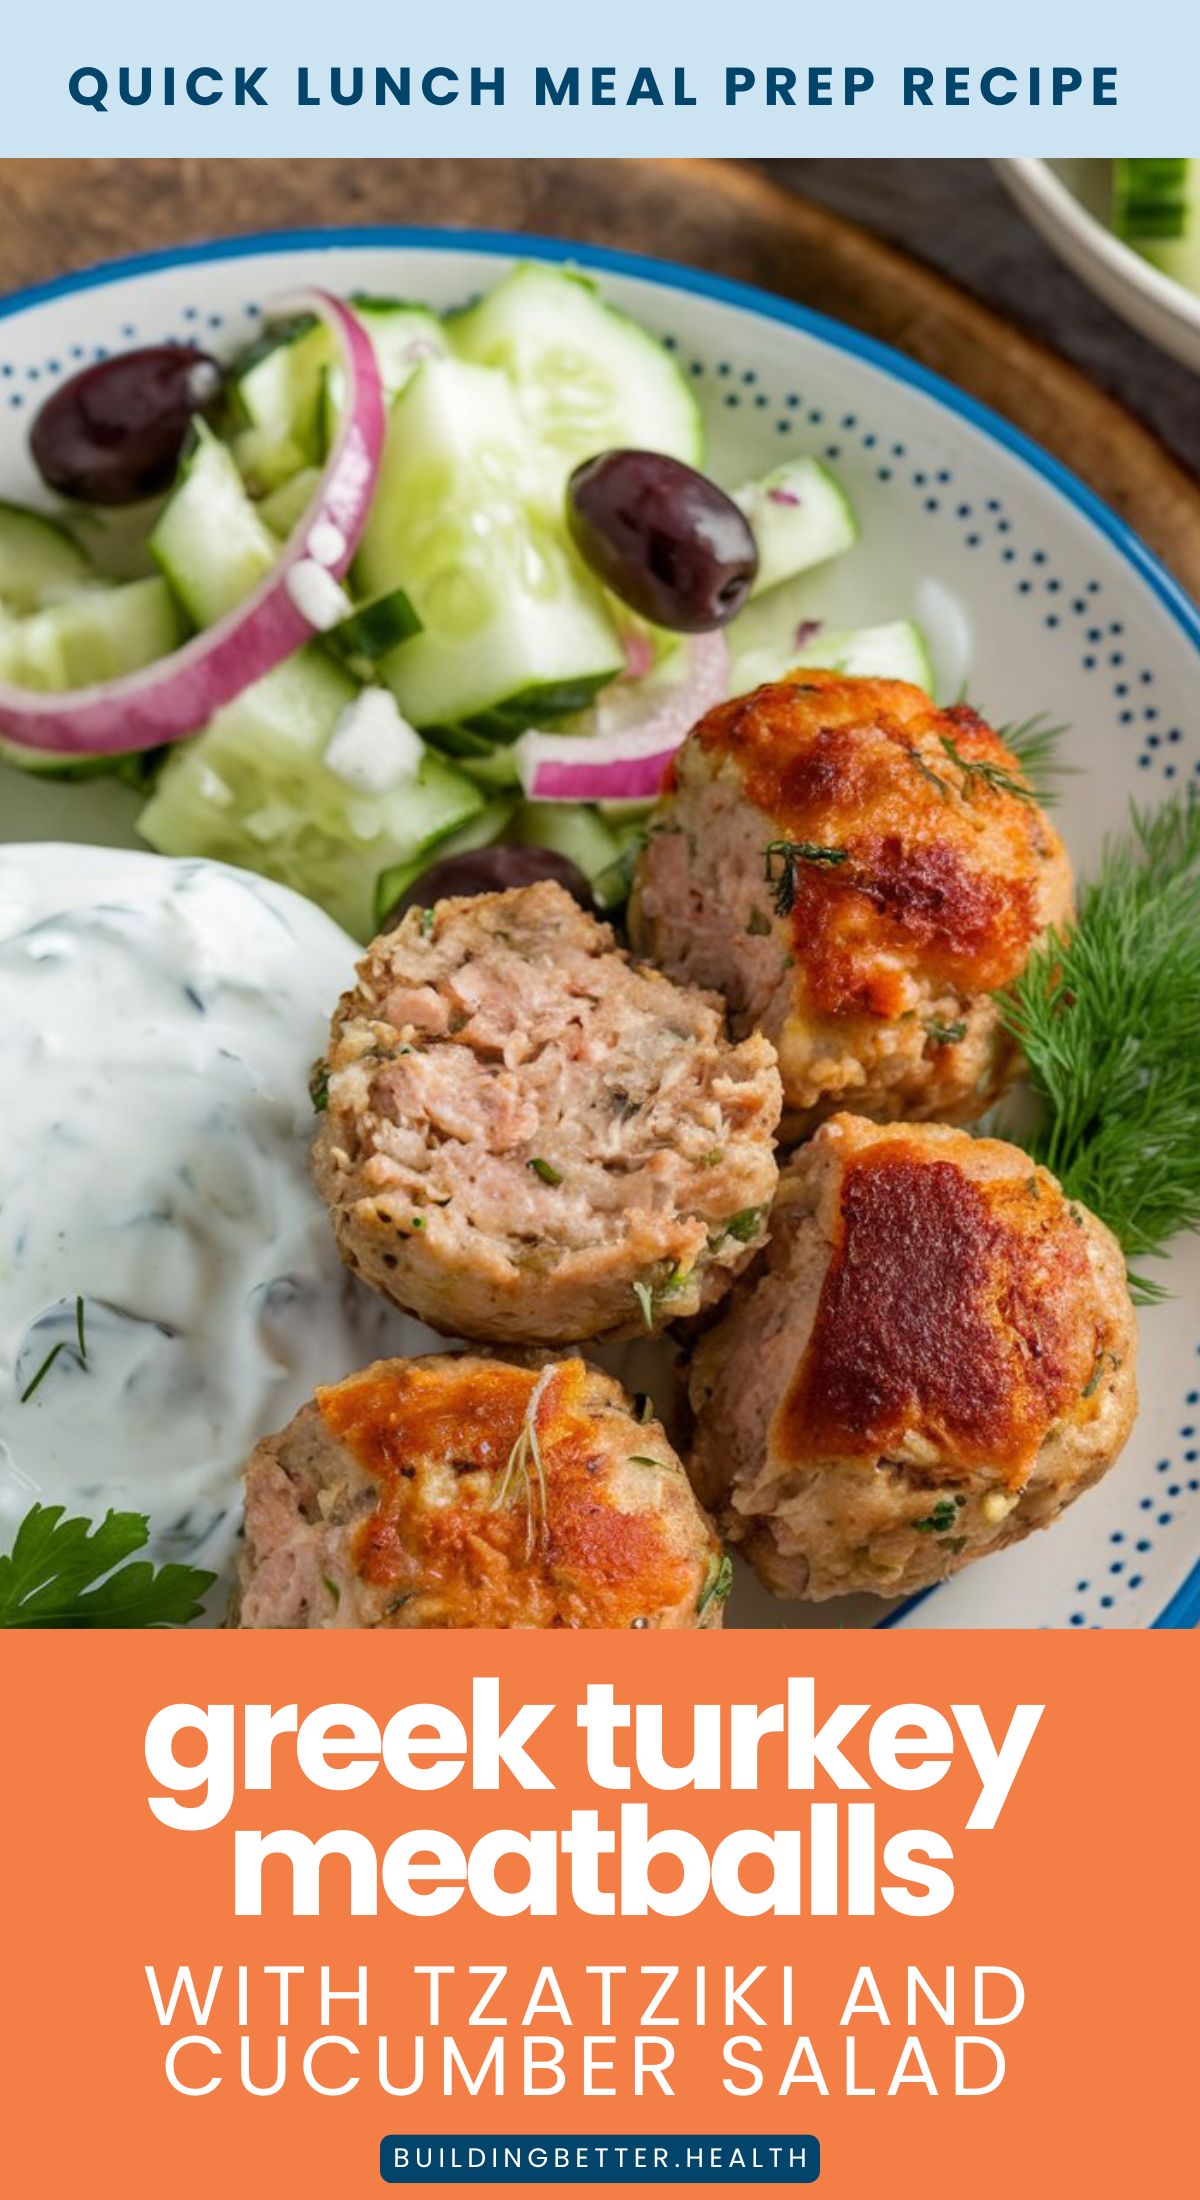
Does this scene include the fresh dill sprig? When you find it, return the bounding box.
[939,734,1037,806]
[995,713,1075,806]
[763,838,848,917]
[19,1295,89,1405]
[907,746,954,801]
[998,789,1200,1301]
[490,1366,555,1558]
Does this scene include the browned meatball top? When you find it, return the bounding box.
[777,1127,1097,1487]
[686,671,1066,1020]
[237,1354,727,1630]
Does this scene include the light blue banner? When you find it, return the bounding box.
[1,0,1195,156]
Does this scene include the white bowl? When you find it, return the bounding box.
[1001,159,1200,376]
[1,226,1198,1630]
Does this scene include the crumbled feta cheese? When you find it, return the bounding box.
[324,687,424,795]
[285,557,353,632]
[194,761,234,810]
[306,518,347,570]
[981,1490,1018,1525]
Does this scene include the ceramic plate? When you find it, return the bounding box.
[1,227,1198,1630]
[1000,159,1200,377]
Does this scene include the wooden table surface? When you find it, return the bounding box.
[770,160,1200,483]
[1,155,1197,599]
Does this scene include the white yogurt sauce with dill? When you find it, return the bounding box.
[0,844,416,1596]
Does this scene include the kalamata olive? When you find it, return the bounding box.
[381,844,595,930]
[567,449,759,633]
[30,346,225,506]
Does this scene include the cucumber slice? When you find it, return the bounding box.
[513,800,621,886]
[374,795,516,927]
[0,500,95,613]
[420,723,524,790]
[448,264,703,481]
[138,647,483,938]
[357,357,624,731]
[322,301,448,445]
[325,587,422,672]
[1113,158,1200,289]
[64,494,167,582]
[257,467,320,539]
[151,421,279,626]
[234,303,449,492]
[733,458,858,598]
[0,575,184,693]
[0,576,184,779]
[232,318,329,493]
[729,614,934,699]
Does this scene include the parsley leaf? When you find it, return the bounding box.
[913,1499,959,1535]
[0,1505,215,1629]
[722,1206,767,1244]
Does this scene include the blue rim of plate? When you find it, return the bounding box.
[2,221,1198,1631]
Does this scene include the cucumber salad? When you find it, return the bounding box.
[0,265,929,937]
[1112,159,1199,294]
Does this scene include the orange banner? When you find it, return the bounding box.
[1,1630,1194,2197]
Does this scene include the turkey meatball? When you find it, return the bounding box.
[312,880,781,1345]
[233,1353,729,1629]
[629,671,1073,1138]
[687,1114,1137,1603]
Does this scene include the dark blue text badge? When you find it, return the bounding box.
[380,2135,820,2183]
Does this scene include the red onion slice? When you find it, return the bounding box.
[0,291,386,757]
[517,630,729,803]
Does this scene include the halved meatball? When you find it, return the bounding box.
[687,1114,1136,1603]
[312,880,781,1344]
[629,672,1073,1138]
[233,1353,729,1629]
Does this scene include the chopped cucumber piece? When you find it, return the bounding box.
[592,814,651,913]
[374,796,516,926]
[513,801,621,887]
[0,576,184,779]
[138,647,483,938]
[1113,158,1200,289]
[322,301,448,443]
[448,264,703,483]
[325,587,422,672]
[0,500,95,613]
[729,613,933,699]
[420,723,524,789]
[64,494,167,582]
[0,576,184,693]
[257,467,320,539]
[357,357,623,731]
[733,457,858,598]
[232,318,329,492]
[151,421,278,626]
[233,303,449,493]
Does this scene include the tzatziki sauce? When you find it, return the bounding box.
[0,843,422,1602]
